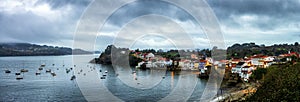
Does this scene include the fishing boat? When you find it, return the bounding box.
[199,65,212,79]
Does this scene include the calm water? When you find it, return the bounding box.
[0,55,208,102]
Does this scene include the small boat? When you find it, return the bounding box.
[103,74,107,76]
[46,69,51,73]
[20,69,28,72]
[51,72,56,76]
[105,70,108,73]
[100,76,106,79]
[66,69,70,73]
[38,67,43,70]
[99,70,102,72]
[40,64,46,67]
[15,72,21,75]
[36,71,41,75]
[71,75,76,80]
[132,71,136,74]
[16,75,23,80]
[5,70,11,73]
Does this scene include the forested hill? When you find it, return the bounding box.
[227,42,300,59]
[0,43,92,56]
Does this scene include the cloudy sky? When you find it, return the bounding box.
[0,0,300,51]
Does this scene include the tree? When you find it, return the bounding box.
[295,42,299,46]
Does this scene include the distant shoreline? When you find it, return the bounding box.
[0,43,94,56]
[0,53,99,57]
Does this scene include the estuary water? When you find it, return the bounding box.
[0,55,209,102]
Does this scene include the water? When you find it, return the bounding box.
[0,55,209,101]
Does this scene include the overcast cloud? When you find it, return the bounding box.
[0,0,299,51]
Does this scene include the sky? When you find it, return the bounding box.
[0,0,300,51]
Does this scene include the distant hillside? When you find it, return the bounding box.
[227,42,300,59]
[0,43,92,56]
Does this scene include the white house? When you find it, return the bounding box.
[231,62,247,76]
[241,66,255,81]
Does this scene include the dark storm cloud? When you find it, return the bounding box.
[207,0,300,18]
[106,0,194,27]
[205,0,300,46]
[1,0,299,50]
[207,0,300,30]
[0,0,92,46]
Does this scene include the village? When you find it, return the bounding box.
[132,50,300,82]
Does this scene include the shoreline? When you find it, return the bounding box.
[212,81,259,102]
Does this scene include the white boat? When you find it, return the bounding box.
[16,75,23,80]
[46,69,51,73]
[51,72,56,76]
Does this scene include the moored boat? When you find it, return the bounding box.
[51,72,56,76]
[36,70,41,75]
[15,72,21,75]
[20,69,28,72]
[46,69,51,73]
[16,75,23,80]
[5,70,11,73]
[70,75,76,80]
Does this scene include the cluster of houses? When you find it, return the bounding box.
[132,51,300,81]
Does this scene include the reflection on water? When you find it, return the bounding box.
[0,55,208,101]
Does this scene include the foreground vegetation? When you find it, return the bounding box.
[245,62,300,101]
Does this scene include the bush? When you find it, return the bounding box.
[250,68,267,80]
